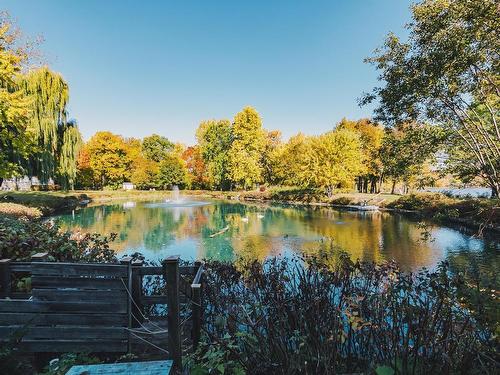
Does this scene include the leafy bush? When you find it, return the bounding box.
[190,253,498,375]
[0,203,42,220]
[269,187,326,203]
[0,215,117,262]
[330,196,353,205]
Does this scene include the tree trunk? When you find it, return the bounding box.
[391,180,396,195]
[490,180,499,198]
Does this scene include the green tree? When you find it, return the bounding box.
[196,119,232,190]
[0,20,31,185]
[380,123,444,194]
[158,154,188,189]
[21,67,83,187]
[142,134,174,163]
[228,107,266,189]
[362,0,500,196]
[57,120,82,189]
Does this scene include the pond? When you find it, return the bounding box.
[55,197,499,273]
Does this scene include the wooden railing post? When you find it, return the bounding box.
[163,255,182,371]
[31,252,48,262]
[120,256,133,353]
[0,259,12,298]
[131,259,144,327]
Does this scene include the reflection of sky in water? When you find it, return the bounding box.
[55,198,498,272]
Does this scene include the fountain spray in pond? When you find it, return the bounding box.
[170,185,181,203]
[146,185,209,208]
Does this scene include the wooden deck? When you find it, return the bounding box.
[0,253,204,371]
[66,359,173,375]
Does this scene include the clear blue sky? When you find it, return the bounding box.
[4,0,412,144]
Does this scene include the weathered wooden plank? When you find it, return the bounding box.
[32,288,127,302]
[10,262,32,272]
[0,312,128,326]
[139,266,163,276]
[17,340,127,352]
[31,262,128,277]
[0,326,127,340]
[66,360,173,375]
[10,292,31,300]
[32,276,125,290]
[139,265,196,276]
[179,276,192,299]
[0,300,127,314]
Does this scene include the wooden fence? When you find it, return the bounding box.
[0,253,204,370]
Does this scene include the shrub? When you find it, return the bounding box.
[330,196,353,205]
[387,193,499,228]
[269,187,326,203]
[0,215,117,262]
[0,203,42,220]
[190,253,498,375]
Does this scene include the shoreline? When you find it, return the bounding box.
[1,189,498,234]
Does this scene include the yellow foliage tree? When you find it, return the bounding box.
[228,107,266,190]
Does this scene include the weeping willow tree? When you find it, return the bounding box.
[20,66,82,189]
[58,120,82,190]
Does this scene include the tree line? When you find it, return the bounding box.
[1,0,498,196]
[74,110,443,195]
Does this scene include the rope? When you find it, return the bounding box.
[128,331,170,355]
[120,278,166,332]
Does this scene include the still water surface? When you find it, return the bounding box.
[56,198,498,272]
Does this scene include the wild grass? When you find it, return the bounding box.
[189,252,499,375]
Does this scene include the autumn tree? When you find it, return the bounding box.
[337,118,384,193]
[362,0,500,196]
[182,145,208,189]
[271,133,309,186]
[228,107,266,190]
[299,129,364,195]
[196,119,232,190]
[261,130,282,185]
[84,131,131,189]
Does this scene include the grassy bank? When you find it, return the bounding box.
[386,193,499,232]
[0,191,82,216]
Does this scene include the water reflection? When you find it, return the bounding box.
[55,199,498,271]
